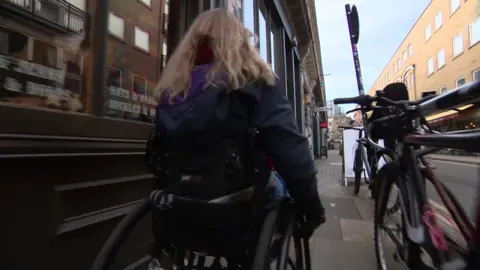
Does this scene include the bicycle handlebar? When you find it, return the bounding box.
[339,126,363,131]
[418,80,480,116]
[333,91,437,109]
[333,95,371,105]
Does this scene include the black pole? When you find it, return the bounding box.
[91,0,109,117]
[345,4,368,130]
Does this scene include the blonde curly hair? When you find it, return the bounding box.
[155,8,276,103]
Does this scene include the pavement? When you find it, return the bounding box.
[310,150,480,269]
[310,150,378,269]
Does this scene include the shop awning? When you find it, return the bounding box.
[425,104,473,124]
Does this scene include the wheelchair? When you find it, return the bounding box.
[90,171,312,270]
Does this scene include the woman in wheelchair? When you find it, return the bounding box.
[92,8,325,270]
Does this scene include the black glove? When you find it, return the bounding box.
[286,175,326,238]
[297,194,325,239]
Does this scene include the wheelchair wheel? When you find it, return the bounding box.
[353,147,363,195]
[91,199,151,270]
[252,204,311,270]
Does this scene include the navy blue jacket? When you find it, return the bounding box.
[155,63,318,200]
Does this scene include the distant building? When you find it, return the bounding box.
[326,100,344,117]
[328,115,354,148]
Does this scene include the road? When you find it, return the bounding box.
[427,159,480,220]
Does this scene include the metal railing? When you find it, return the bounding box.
[3,0,87,32]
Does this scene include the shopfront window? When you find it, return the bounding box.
[1,27,87,113]
[259,10,268,61]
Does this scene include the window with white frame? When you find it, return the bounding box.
[108,12,125,39]
[437,48,445,69]
[439,86,448,94]
[470,17,479,46]
[162,40,167,67]
[397,58,401,68]
[138,0,151,7]
[134,26,150,52]
[385,72,389,83]
[435,12,443,31]
[132,74,147,94]
[106,66,123,88]
[403,51,407,63]
[425,24,432,41]
[473,69,480,81]
[456,77,466,87]
[427,57,434,75]
[393,63,397,73]
[453,33,463,57]
[408,44,413,56]
[450,0,460,15]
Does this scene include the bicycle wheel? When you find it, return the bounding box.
[371,155,400,215]
[373,164,432,270]
[353,146,363,195]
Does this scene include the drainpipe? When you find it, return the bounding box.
[412,64,417,100]
[90,0,108,117]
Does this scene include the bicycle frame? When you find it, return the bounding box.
[341,127,375,181]
[369,81,480,268]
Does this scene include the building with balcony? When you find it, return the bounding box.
[0,0,89,112]
[0,0,325,269]
[101,0,167,122]
[363,0,480,130]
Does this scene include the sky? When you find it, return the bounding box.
[315,0,431,113]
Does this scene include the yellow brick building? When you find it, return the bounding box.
[356,0,479,130]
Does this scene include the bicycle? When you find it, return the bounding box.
[338,125,376,195]
[334,80,480,269]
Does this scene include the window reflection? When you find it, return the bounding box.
[0,27,87,113]
[270,30,275,72]
[259,10,267,61]
[242,0,254,32]
[242,0,255,43]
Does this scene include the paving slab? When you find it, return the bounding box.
[312,150,378,270]
[340,218,374,243]
[310,238,376,269]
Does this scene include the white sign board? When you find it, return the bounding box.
[342,128,387,186]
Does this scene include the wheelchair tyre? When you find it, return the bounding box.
[252,204,310,270]
[91,199,151,270]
